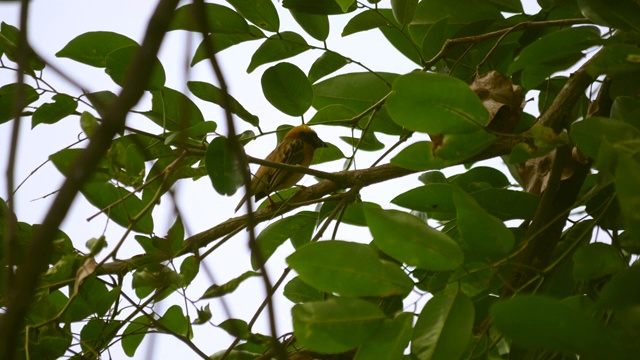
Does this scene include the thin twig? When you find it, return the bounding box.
[191,1,284,358]
[3,0,31,325]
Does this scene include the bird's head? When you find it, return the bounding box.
[285,125,327,149]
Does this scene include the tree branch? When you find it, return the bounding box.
[424,18,592,69]
[507,59,606,293]
[0,1,180,357]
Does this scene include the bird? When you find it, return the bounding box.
[235,125,327,212]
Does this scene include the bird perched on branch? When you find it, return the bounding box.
[235,125,327,212]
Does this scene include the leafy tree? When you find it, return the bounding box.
[1,0,640,359]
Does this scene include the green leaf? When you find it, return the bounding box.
[412,0,503,25]
[292,297,386,353]
[210,350,258,360]
[467,188,539,220]
[615,156,640,239]
[578,0,640,32]
[131,266,182,301]
[378,11,422,65]
[421,17,449,61]
[364,208,463,271]
[342,10,388,37]
[193,304,212,325]
[24,317,71,359]
[247,31,309,73]
[191,26,265,66]
[287,240,414,297]
[188,81,258,126]
[251,211,317,270]
[611,96,640,130]
[596,265,640,310]
[0,83,39,124]
[573,243,626,281]
[387,72,489,134]
[200,271,260,299]
[80,318,120,353]
[520,53,585,89]
[309,104,356,126]
[290,10,329,41]
[450,262,494,297]
[283,0,358,15]
[261,62,313,116]
[143,87,204,131]
[86,90,117,115]
[218,319,251,339]
[335,0,356,12]
[339,130,385,151]
[169,3,250,33]
[227,0,279,32]
[320,201,382,227]
[308,52,348,84]
[453,187,514,256]
[489,0,523,12]
[434,129,496,162]
[508,27,601,75]
[419,170,447,184]
[587,45,640,77]
[0,22,46,73]
[313,72,396,113]
[492,295,618,357]
[165,216,184,256]
[396,183,535,222]
[157,305,189,336]
[390,141,450,171]
[50,149,154,233]
[391,0,419,25]
[284,277,325,303]
[180,256,199,286]
[105,46,165,90]
[312,142,345,164]
[32,94,78,128]
[392,183,455,220]
[354,312,413,360]
[572,116,640,159]
[164,121,218,145]
[55,31,137,67]
[412,286,474,360]
[205,136,242,196]
[449,166,509,189]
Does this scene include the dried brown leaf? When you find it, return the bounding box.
[74,256,97,295]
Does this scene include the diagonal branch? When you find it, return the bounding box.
[98,135,525,277]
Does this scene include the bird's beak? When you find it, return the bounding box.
[315,138,328,148]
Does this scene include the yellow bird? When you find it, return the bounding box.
[235,125,327,212]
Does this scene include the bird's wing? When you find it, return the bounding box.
[257,139,306,197]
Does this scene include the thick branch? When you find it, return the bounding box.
[508,62,606,292]
[538,65,595,132]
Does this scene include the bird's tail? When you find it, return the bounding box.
[234,193,250,213]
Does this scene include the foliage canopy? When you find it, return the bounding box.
[1,0,640,359]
